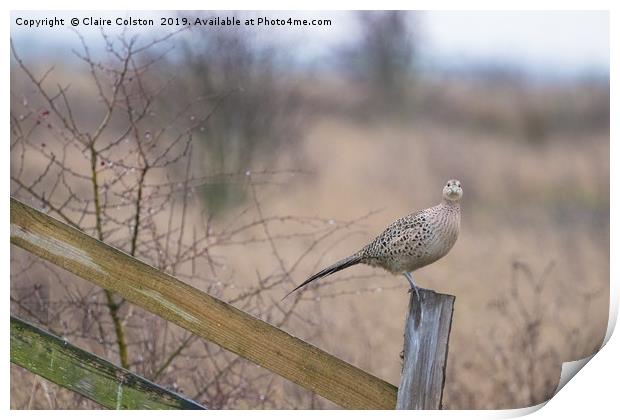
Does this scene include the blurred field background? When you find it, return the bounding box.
[10,11,609,409]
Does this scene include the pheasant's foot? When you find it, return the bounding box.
[407,284,421,301]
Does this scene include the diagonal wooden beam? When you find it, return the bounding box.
[11,316,206,409]
[10,197,398,409]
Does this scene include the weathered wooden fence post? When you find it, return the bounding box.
[396,288,455,410]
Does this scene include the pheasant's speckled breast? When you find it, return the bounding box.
[360,201,460,274]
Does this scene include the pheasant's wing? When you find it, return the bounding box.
[364,210,429,258]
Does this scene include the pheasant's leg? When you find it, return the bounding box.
[403,272,421,300]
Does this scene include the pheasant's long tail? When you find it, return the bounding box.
[282,254,363,300]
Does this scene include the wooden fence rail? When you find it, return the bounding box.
[11,316,206,410]
[10,197,398,409]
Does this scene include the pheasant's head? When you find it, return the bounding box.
[443,179,463,202]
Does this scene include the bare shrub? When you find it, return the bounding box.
[444,260,605,409]
[10,29,357,409]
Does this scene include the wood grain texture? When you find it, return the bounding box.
[10,197,398,409]
[396,289,455,410]
[11,316,206,409]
